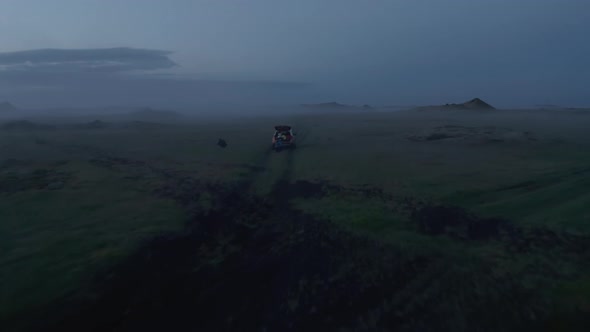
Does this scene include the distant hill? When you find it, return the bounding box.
[462,98,495,109]
[0,102,18,113]
[413,98,496,111]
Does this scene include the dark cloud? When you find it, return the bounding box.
[0,48,311,108]
[0,47,177,73]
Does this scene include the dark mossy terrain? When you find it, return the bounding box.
[1,109,590,331]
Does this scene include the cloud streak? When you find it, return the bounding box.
[0,47,311,108]
[0,48,177,73]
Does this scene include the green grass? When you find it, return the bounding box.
[292,194,404,233]
[1,109,590,329]
[446,163,590,232]
[0,160,187,323]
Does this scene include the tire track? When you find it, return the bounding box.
[26,126,576,332]
[36,126,431,332]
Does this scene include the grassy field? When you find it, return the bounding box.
[1,108,589,331]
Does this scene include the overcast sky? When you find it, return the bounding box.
[1,0,589,108]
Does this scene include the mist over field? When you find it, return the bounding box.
[2,1,590,331]
[1,0,590,110]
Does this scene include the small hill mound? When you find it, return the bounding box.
[462,98,495,110]
[413,98,496,111]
